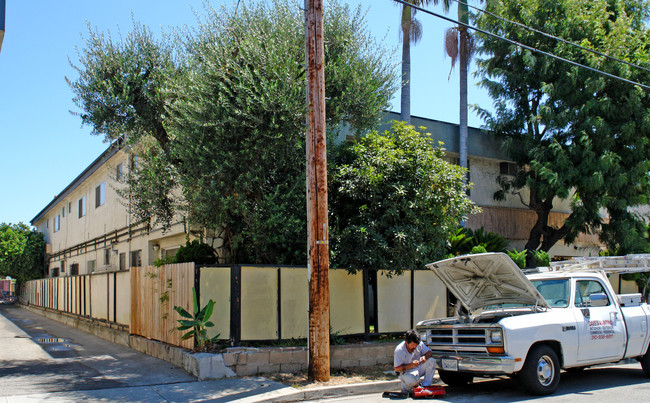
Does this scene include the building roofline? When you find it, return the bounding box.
[382,111,484,131]
[30,142,121,225]
[381,111,509,161]
[30,112,505,225]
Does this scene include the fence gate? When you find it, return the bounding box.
[130,263,194,349]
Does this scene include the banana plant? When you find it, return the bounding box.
[174,287,219,348]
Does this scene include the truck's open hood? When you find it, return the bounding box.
[426,253,550,313]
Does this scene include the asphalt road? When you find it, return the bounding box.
[314,363,650,402]
[0,305,301,402]
[0,304,199,398]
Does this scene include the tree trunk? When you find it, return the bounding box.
[458,4,469,177]
[523,195,570,266]
[400,5,411,124]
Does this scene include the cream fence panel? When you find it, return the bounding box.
[200,266,231,340]
[280,268,309,339]
[413,270,448,323]
[241,266,278,340]
[377,273,411,332]
[330,270,364,335]
[90,274,108,321]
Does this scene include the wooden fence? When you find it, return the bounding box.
[130,263,194,349]
[21,263,448,348]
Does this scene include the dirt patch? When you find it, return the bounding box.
[265,363,397,389]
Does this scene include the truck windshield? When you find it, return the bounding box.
[531,279,569,307]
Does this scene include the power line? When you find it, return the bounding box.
[452,0,650,75]
[393,0,650,90]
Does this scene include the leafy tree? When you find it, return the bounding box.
[68,22,180,231]
[329,121,479,275]
[69,0,397,264]
[474,0,650,264]
[68,22,176,151]
[0,223,45,286]
[167,0,395,264]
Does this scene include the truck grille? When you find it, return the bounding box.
[428,328,487,345]
[419,325,499,354]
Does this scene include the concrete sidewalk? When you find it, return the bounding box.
[0,305,400,402]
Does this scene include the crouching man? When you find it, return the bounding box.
[394,329,436,391]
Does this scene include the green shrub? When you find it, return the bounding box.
[533,250,550,267]
[174,288,219,348]
[153,255,178,267]
[470,245,487,254]
[447,227,508,256]
[470,228,509,253]
[175,240,217,265]
[506,249,527,269]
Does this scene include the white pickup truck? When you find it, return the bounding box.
[416,252,650,395]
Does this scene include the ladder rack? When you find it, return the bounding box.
[537,254,650,274]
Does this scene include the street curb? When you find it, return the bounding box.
[253,379,402,402]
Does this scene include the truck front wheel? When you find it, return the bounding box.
[438,370,473,386]
[520,345,560,395]
[640,350,650,377]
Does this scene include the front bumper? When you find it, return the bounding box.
[433,354,516,374]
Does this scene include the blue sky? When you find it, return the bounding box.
[0,0,492,226]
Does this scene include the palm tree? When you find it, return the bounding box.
[444,1,475,180]
[397,0,472,179]
[397,1,452,125]
[398,1,424,124]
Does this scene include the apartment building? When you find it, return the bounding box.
[31,142,187,277]
[32,113,610,277]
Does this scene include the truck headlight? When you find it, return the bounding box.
[489,329,503,343]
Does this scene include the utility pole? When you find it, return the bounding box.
[304,0,330,382]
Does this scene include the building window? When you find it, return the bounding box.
[60,261,65,273]
[164,247,179,259]
[46,219,49,229]
[51,267,59,277]
[116,163,123,181]
[130,250,142,268]
[95,182,105,208]
[119,253,126,271]
[70,263,79,276]
[79,196,86,218]
[68,202,72,214]
[87,260,96,273]
[62,207,65,218]
[500,161,518,176]
[104,248,111,266]
[54,215,60,232]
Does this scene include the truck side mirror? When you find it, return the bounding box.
[589,293,609,307]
